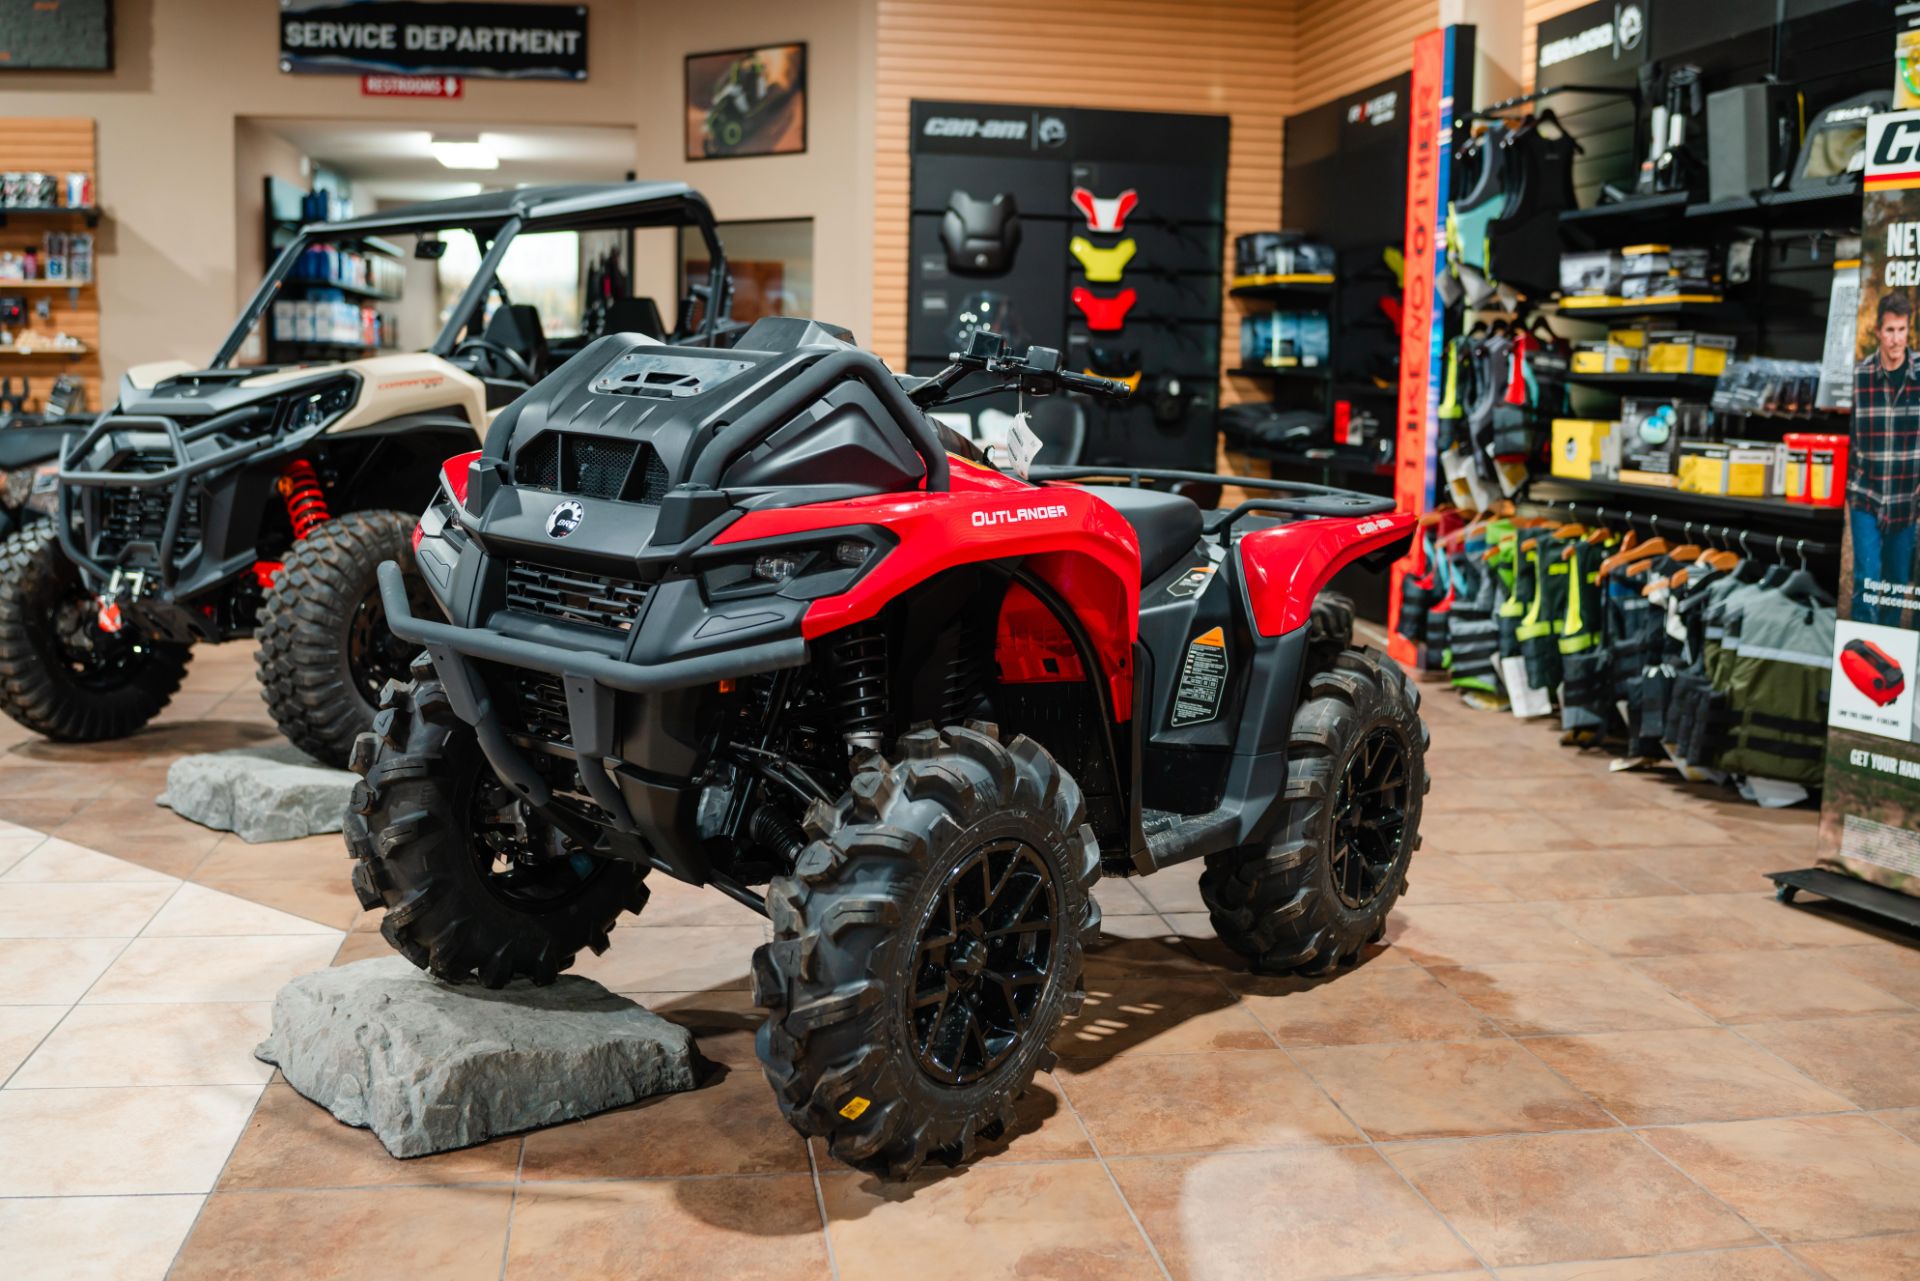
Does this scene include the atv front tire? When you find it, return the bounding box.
[1200,647,1427,975]
[345,661,650,987]
[753,724,1101,1177]
[256,510,432,768]
[0,522,192,740]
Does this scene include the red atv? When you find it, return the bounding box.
[348,323,1427,1175]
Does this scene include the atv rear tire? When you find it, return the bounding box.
[344,662,649,987]
[1200,647,1427,975]
[256,510,432,768]
[0,522,192,741]
[753,724,1101,1177]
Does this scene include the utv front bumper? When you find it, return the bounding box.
[377,561,807,865]
[56,408,302,639]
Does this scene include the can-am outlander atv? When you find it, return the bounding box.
[349,325,1426,1175]
[0,182,733,765]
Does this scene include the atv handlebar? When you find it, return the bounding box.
[908,332,1134,409]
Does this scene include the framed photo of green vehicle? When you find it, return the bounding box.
[684,42,807,160]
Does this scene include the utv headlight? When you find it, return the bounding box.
[276,376,359,434]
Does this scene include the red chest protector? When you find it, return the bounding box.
[1071,187,1138,233]
[1072,286,1136,331]
[1842,638,1906,706]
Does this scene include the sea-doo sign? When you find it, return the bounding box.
[280,2,589,81]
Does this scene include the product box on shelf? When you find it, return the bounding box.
[1560,249,1620,296]
[1550,417,1617,479]
[1648,331,1736,375]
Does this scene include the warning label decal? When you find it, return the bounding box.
[1171,626,1229,727]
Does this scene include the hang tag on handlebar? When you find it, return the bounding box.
[1005,412,1042,480]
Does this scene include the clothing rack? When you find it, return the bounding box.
[1538,499,1837,560]
[1459,83,1638,125]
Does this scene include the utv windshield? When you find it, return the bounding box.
[210,184,730,384]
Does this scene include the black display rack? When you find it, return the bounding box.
[1768,868,1920,932]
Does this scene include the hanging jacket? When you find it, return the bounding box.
[1558,538,1614,732]
[1716,587,1835,786]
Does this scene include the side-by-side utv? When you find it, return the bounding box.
[0,182,735,766]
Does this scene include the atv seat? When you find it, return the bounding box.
[604,297,666,341]
[1090,486,1203,583]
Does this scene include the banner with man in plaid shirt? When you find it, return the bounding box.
[1850,290,1920,625]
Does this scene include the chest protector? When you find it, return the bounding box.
[1071,286,1137,331]
[1071,187,1139,233]
[1070,236,1137,282]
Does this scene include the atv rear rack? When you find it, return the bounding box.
[1027,464,1397,521]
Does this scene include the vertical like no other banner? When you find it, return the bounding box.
[1389,26,1457,660]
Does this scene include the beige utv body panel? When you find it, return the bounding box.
[239,353,487,435]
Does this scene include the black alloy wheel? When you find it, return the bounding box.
[906,836,1060,1087]
[1329,727,1411,909]
[465,772,607,914]
[346,572,432,707]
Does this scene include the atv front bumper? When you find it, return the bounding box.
[378,561,807,866]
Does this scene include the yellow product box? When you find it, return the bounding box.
[1606,327,1648,350]
[1723,440,1778,497]
[1550,418,1616,480]
[1647,330,1736,375]
[1618,468,1678,488]
[1677,441,1732,494]
[1571,343,1637,373]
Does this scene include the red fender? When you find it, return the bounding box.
[1238,511,1417,636]
[713,459,1140,718]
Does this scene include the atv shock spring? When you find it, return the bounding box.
[278,459,331,540]
[827,623,888,755]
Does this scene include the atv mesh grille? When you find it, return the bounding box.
[502,561,651,632]
[513,432,669,505]
[94,451,202,562]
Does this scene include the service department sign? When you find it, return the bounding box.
[280,2,588,81]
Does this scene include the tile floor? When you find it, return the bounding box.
[0,641,1917,1279]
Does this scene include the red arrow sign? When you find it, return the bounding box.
[361,74,463,98]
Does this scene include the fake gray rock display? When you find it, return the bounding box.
[255,956,699,1157]
[157,744,356,842]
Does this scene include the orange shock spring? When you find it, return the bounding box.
[278,459,331,540]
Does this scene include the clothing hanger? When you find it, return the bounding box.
[1778,538,1834,606]
[1667,521,1702,564]
[1734,529,1765,582]
[1758,534,1793,589]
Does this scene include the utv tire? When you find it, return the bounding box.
[344,661,649,987]
[0,522,192,740]
[256,510,432,768]
[753,724,1101,1177]
[1200,647,1428,975]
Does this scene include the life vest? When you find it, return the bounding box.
[1842,637,1906,706]
[1071,286,1136,331]
[1069,235,1136,283]
[1071,187,1138,233]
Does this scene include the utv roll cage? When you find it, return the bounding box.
[211,181,733,370]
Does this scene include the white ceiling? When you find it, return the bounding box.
[248,119,636,203]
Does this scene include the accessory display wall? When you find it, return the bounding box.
[907,100,1228,469]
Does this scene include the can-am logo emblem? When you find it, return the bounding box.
[545,500,584,539]
[1617,4,1644,51]
[923,116,1027,140]
[1036,115,1068,147]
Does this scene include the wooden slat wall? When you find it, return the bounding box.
[1290,0,1438,112]
[1522,0,1602,91]
[873,0,1295,404]
[0,118,98,411]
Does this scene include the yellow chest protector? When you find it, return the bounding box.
[1069,236,1136,283]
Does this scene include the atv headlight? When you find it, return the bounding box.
[701,534,889,602]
